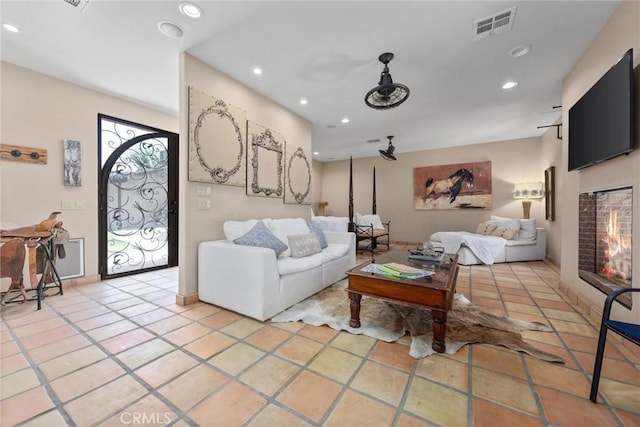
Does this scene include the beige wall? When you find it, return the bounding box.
[178,54,313,299]
[538,118,563,265]
[560,0,640,323]
[0,61,178,281]
[320,136,552,251]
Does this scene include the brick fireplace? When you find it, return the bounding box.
[578,187,633,308]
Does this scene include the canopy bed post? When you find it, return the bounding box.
[348,157,355,232]
[372,166,377,214]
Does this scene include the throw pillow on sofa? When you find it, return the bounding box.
[491,226,518,240]
[488,217,522,240]
[287,233,322,258]
[475,222,498,235]
[307,221,328,249]
[224,219,262,242]
[490,215,536,241]
[233,220,288,256]
[267,218,310,258]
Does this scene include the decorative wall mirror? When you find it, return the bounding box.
[247,121,284,198]
[545,166,555,221]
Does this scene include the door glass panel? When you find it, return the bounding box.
[106,136,169,275]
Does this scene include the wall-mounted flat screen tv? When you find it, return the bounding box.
[568,48,634,171]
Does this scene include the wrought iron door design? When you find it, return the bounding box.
[99,115,178,278]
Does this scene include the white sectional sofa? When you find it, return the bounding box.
[429,216,547,265]
[198,217,355,321]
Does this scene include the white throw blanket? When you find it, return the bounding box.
[431,231,506,265]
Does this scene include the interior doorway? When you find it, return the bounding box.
[98,114,178,279]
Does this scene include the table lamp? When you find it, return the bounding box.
[513,182,544,219]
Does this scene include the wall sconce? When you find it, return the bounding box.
[513,182,544,219]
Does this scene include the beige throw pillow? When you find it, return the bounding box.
[491,226,518,240]
[475,222,498,235]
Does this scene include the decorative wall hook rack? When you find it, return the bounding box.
[537,123,563,140]
[0,143,48,165]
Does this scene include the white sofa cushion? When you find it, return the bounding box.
[320,243,350,263]
[224,219,261,242]
[310,216,349,232]
[518,219,537,241]
[276,252,323,275]
[267,218,310,258]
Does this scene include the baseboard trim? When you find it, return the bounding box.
[176,293,199,306]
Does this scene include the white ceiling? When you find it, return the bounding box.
[0,1,620,161]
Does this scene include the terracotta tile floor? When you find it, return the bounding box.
[2,248,640,426]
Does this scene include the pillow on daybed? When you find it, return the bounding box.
[363,214,385,230]
[490,226,518,240]
[287,233,322,258]
[488,217,522,240]
[233,220,288,256]
[475,222,498,235]
[490,215,537,241]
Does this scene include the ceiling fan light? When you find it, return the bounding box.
[379,135,397,161]
[365,53,410,110]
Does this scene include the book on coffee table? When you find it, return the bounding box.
[376,263,425,278]
[408,250,445,263]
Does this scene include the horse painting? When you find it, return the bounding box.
[423,168,474,203]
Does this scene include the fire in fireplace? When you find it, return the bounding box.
[578,187,633,308]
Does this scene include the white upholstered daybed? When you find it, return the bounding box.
[429,216,546,265]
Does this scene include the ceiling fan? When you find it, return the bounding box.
[379,136,397,161]
[365,52,410,110]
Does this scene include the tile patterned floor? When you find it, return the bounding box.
[2,247,639,426]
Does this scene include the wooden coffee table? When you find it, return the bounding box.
[345,249,459,353]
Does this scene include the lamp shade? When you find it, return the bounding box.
[513,182,544,199]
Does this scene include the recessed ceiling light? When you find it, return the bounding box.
[253,67,262,76]
[509,44,531,58]
[300,98,308,105]
[341,118,350,124]
[179,2,203,19]
[502,81,518,89]
[313,151,319,155]
[157,21,184,39]
[2,23,19,33]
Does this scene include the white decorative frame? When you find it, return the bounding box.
[284,145,312,205]
[56,238,85,279]
[246,121,284,198]
[188,87,246,186]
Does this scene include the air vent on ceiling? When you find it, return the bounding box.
[473,7,516,41]
[366,139,381,144]
[63,0,90,11]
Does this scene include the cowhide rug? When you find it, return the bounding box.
[271,280,564,363]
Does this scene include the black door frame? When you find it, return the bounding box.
[98,114,179,279]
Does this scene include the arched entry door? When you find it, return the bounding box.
[98,114,178,279]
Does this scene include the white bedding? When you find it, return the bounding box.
[430,231,507,265]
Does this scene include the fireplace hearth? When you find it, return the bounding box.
[578,187,633,308]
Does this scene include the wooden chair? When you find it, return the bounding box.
[347,160,391,256]
[354,220,390,256]
[590,288,640,403]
